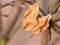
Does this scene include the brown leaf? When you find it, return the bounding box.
[31,14,51,36]
[22,3,39,31]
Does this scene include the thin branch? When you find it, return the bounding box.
[1,1,16,7]
[48,0,60,37]
[52,24,60,35]
[48,0,60,14]
[25,1,46,15]
[1,1,26,9]
[54,23,60,30]
[51,2,60,15]
[51,11,60,22]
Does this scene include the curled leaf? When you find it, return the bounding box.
[22,2,51,37]
[22,3,39,31]
[31,14,51,36]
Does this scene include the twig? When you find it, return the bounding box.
[25,1,46,15]
[54,23,60,30]
[48,0,60,38]
[51,2,60,15]
[48,0,60,14]
[51,22,60,35]
[52,25,60,35]
[51,11,60,22]
[1,1,26,9]
[1,1,16,7]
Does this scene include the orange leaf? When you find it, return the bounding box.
[31,14,51,36]
[22,3,39,31]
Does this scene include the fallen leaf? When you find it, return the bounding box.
[22,3,39,31]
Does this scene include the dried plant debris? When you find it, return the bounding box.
[22,3,39,31]
[31,14,51,36]
[22,3,52,37]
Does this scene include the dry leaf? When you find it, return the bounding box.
[22,3,39,31]
[22,2,51,37]
[31,14,51,36]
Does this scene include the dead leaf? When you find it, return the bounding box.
[22,2,51,37]
[22,3,39,31]
[31,14,51,36]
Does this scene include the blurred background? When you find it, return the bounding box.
[1,0,60,45]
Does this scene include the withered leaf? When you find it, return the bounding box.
[31,14,51,36]
[22,3,39,31]
[22,2,51,37]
